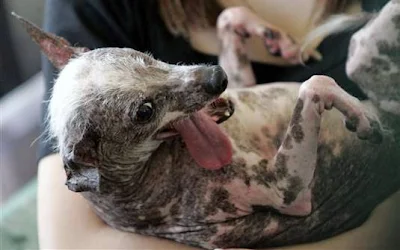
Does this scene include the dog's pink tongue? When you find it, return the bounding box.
[173,111,232,170]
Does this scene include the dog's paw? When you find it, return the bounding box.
[345,113,383,144]
[216,6,321,64]
[263,29,322,64]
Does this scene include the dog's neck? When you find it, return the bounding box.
[97,139,165,194]
[95,136,197,200]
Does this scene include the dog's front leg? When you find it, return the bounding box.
[268,75,383,216]
[216,6,258,88]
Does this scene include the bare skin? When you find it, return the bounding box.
[31,0,400,249]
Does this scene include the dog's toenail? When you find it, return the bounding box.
[264,28,280,39]
[268,48,282,57]
[345,120,357,132]
[234,29,250,38]
[345,116,359,132]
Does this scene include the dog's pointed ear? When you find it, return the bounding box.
[63,131,100,193]
[11,12,90,70]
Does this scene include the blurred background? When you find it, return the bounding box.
[1,0,45,248]
[1,0,44,204]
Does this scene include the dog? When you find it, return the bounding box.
[13,1,399,249]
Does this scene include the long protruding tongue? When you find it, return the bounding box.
[173,110,232,170]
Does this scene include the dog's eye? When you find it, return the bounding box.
[135,102,154,122]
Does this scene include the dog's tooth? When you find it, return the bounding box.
[144,102,152,108]
[224,111,230,117]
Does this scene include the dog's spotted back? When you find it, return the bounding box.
[347,0,400,115]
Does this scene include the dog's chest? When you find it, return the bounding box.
[222,111,289,162]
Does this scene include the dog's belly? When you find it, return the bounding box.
[84,83,399,250]
[144,139,398,250]
[220,83,352,160]
[220,84,298,159]
[86,120,398,250]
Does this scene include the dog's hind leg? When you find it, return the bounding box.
[267,75,383,216]
[216,6,322,88]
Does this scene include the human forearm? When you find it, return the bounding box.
[37,154,202,249]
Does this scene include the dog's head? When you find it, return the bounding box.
[346,0,400,114]
[14,13,234,193]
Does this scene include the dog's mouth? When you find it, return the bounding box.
[156,98,235,138]
[155,97,235,170]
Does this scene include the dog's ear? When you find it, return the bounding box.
[11,12,90,70]
[63,130,101,193]
[64,159,100,192]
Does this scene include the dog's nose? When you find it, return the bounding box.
[203,66,228,95]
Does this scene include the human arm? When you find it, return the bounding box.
[37,154,201,249]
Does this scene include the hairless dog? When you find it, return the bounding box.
[14,1,399,249]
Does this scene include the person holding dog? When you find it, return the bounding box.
[37,0,398,249]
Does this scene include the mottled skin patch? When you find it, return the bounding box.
[291,99,304,125]
[312,94,321,103]
[251,159,278,187]
[261,126,272,137]
[290,99,305,143]
[283,176,304,205]
[282,134,293,149]
[205,188,238,215]
[275,153,289,178]
[235,48,250,68]
[237,90,258,110]
[291,124,305,143]
[231,73,242,83]
[346,3,400,104]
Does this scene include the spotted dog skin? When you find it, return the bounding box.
[14,2,400,250]
[347,0,400,115]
